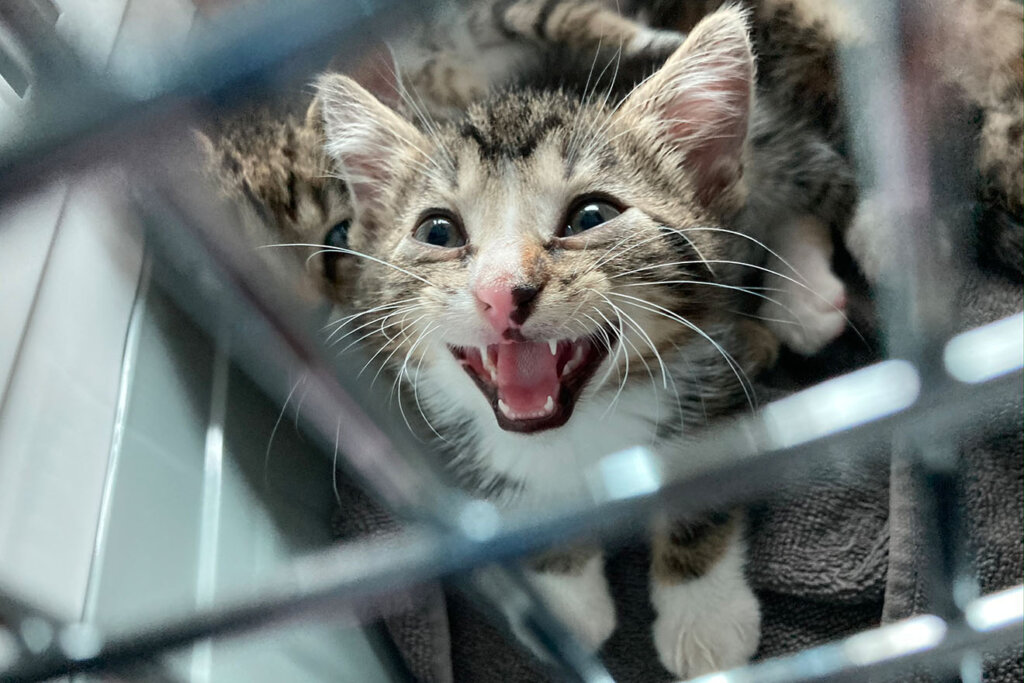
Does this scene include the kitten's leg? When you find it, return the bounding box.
[758,215,847,355]
[406,52,491,111]
[843,196,891,286]
[500,0,684,59]
[518,548,617,652]
[650,512,760,678]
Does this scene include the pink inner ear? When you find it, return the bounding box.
[341,150,394,214]
[655,51,752,207]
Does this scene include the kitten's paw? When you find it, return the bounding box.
[844,197,891,285]
[651,551,760,678]
[524,554,617,652]
[761,270,846,355]
[760,217,847,355]
[628,28,686,58]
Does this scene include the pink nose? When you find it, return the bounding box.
[474,284,542,334]
[475,285,518,334]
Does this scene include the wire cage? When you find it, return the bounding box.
[0,0,1021,682]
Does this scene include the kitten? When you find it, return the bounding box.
[309,8,838,676]
[195,105,353,301]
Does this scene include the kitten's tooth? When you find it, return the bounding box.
[560,344,587,377]
[481,348,497,380]
[498,399,512,418]
[544,395,554,413]
[548,340,558,355]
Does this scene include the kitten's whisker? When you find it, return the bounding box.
[329,305,422,350]
[729,309,801,327]
[392,323,441,439]
[638,258,855,331]
[393,72,458,178]
[293,379,311,432]
[593,289,669,389]
[358,312,428,378]
[655,225,715,275]
[323,297,417,333]
[262,242,439,288]
[615,280,805,332]
[377,315,432,388]
[607,305,665,439]
[331,417,342,506]
[580,227,663,280]
[336,138,448,184]
[608,291,755,412]
[411,336,450,443]
[331,306,421,355]
[679,226,810,285]
[264,375,305,490]
[577,41,623,161]
[325,301,419,343]
[583,310,620,386]
[585,66,661,147]
[582,313,615,356]
[589,224,718,274]
[567,38,605,167]
[589,305,629,410]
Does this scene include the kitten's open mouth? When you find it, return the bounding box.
[449,333,612,433]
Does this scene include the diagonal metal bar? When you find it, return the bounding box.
[684,586,1024,683]
[0,0,432,203]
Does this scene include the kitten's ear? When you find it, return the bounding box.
[315,73,427,216]
[618,7,754,208]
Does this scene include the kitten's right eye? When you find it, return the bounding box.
[564,198,621,236]
[413,214,466,248]
[322,219,350,283]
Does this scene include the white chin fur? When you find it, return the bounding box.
[651,535,760,678]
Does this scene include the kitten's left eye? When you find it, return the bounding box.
[413,214,466,248]
[564,199,621,236]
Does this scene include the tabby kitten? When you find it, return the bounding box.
[310,8,826,676]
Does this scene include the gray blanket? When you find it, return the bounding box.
[333,266,1022,682]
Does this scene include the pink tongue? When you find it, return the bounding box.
[495,342,560,413]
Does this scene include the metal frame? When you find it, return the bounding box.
[0,0,1021,682]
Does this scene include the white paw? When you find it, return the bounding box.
[844,196,891,285]
[651,543,760,678]
[760,217,847,355]
[760,268,846,355]
[628,28,686,57]
[522,555,617,652]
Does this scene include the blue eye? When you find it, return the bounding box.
[322,219,350,282]
[413,214,466,248]
[324,219,349,249]
[565,199,621,236]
